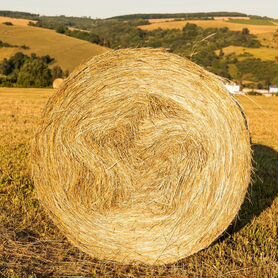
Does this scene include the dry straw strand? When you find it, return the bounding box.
[31,48,252,265]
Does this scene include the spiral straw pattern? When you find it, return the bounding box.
[32,48,252,265]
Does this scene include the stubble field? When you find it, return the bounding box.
[0,88,277,277]
[0,16,36,26]
[138,19,278,34]
[139,19,278,52]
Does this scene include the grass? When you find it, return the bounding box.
[0,88,277,277]
[216,46,278,61]
[138,19,278,34]
[0,24,108,71]
[228,19,275,26]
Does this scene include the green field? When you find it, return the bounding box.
[0,88,277,277]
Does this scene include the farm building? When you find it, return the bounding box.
[255,89,270,95]
[224,84,242,95]
[269,87,278,94]
[242,87,277,96]
[242,88,253,94]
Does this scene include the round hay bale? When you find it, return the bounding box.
[52,78,64,89]
[32,48,252,265]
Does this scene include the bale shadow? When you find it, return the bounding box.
[228,144,278,234]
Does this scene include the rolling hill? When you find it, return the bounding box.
[0,24,108,72]
[216,46,278,61]
[0,16,36,26]
[0,12,277,88]
[138,18,278,60]
[138,19,278,34]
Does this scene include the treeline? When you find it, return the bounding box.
[0,39,29,50]
[0,10,39,20]
[0,52,67,87]
[30,16,149,32]
[235,59,278,87]
[108,12,248,20]
[0,10,273,21]
[53,20,149,46]
[0,40,16,48]
[29,15,100,31]
[43,20,261,50]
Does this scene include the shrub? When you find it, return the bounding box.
[2,22,13,26]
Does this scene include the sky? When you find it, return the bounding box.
[1,0,278,19]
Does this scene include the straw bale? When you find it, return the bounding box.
[52,78,64,89]
[32,48,252,265]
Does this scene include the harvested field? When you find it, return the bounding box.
[0,47,23,61]
[216,46,278,61]
[31,49,252,265]
[0,24,108,71]
[257,32,278,48]
[138,19,278,34]
[0,16,36,26]
[0,87,277,277]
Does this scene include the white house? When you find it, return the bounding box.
[255,89,269,94]
[242,88,253,94]
[269,87,278,94]
[224,84,241,95]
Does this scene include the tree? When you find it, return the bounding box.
[0,52,64,88]
[218,48,224,57]
[0,52,27,75]
[41,55,54,64]
[242,28,250,35]
[182,23,200,38]
[0,58,13,75]
[56,25,67,34]
[52,65,64,80]
[2,21,13,26]
[229,64,240,80]
[17,59,52,87]
[272,76,278,87]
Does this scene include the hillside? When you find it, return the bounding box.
[108,12,249,20]
[0,88,277,277]
[0,16,36,26]
[0,24,108,71]
[216,46,278,61]
[138,18,278,61]
[138,19,278,34]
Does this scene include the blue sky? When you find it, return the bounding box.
[1,0,278,19]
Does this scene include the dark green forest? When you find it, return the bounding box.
[0,52,66,87]
[108,12,249,20]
